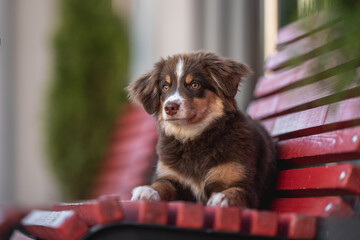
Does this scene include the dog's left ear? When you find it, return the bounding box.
[127,60,165,114]
[201,52,252,98]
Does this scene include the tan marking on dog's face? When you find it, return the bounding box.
[185,75,193,84]
[165,75,171,84]
[209,94,224,115]
[156,161,207,202]
[205,162,245,188]
[190,98,208,123]
[186,91,224,124]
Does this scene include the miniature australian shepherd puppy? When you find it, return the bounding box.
[127,51,276,208]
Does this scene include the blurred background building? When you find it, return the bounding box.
[0,0,303,206]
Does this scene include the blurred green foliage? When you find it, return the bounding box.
[298,0,360,90]
[278,0,298,27]
[47,0,129,199]
[296,0,360,166]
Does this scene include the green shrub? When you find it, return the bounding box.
[47,0,129,199]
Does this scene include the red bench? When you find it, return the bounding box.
[248,12,360,219]
[8,12,360,240]
[89,104,158,201]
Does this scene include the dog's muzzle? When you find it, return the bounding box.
[164,101,180,116]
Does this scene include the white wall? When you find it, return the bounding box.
[12,0,60,206]
[130,0,196,79]
[0,0,15,204]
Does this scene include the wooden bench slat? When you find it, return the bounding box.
[108,131,157,155]
[204,207,242,232]
[96,162,151,187]
[116,104,152,125]
[270,197,354,217]
[241,209,278,237]
[112,117,157,141]
[138,201,168,225]
[90,183,138,200]
[118,201,139,223]
[21,210,88,240]
[104,146,154,168]
[254,49,360,98]
[0,207,28,239]
[276,164,360,196]
[278,213,317,239]
[249,74,360,120]
[168,202,204,229]
[97,158,150,179]
[265,22,348,71]
[277,11,339,47]
[51,196,123,226]
[262,96,360,140]
[121,201,168,225]
[93,175,148,196]
[277,126,360,167]
[10,230,34,240]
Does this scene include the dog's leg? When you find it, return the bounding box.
[131,179,177,201]
[206,187,257,208]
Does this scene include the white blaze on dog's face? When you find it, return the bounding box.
[127,52,251,142]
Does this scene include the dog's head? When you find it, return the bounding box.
[127,51,252,141]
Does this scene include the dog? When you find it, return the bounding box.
[127,51,276,208]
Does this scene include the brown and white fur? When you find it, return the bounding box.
[127,51,276,208]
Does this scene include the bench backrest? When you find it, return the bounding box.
[89,104,158,200]
[248,12,360,217]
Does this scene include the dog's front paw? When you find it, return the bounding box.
[131,186,161,201]
[206,192,229,207]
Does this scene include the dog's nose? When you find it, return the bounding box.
[164,102,180,116]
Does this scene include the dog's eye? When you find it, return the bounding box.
[162,84,170,92]
[191,82,201,89]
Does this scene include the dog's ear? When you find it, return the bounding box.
[127,60,165,114]
[200,52,252,98]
